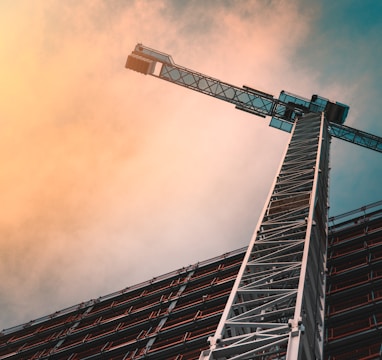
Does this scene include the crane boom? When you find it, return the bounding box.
[126,43,382,153]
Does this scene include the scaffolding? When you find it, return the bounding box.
[325,201,382,360]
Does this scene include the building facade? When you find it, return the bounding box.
[325,201,382,359]
[1,201,381,360]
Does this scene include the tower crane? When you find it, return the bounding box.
[125,44,382,360]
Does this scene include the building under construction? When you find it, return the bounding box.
[1,44,382,359]
[0,200,381,359]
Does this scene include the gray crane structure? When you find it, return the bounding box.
[125,44,382,360]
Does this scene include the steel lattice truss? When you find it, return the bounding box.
[329,122,382,152]
[126,43,382,154]
[200,113,329,360]
[159,64,287,119]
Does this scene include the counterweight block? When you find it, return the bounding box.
[125,54,155,75]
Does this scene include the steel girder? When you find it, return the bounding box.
[200,113,329,360]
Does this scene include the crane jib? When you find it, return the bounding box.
[126,43,382,154]
[159,63,274,117]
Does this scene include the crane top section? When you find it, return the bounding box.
[270,91,349,132]
[126,43,349,131]
[126,43,382,153]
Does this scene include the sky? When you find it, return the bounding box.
[0,0,381,330]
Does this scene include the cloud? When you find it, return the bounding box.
[0,0,324,329]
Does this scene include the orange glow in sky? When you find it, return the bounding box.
[1,0,381,329]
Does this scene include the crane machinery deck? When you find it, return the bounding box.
[125,44,382,360]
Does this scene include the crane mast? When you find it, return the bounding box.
[125,44,382,359]
[200,112,329,359]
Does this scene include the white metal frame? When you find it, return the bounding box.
[200,113,329,360]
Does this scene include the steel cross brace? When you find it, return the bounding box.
[200,113,328,360]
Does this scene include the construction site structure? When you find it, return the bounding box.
[124,44,382,359]
[1,44,381,360]
[0,201,381,359]
[198,111,329,359]
[325,202,382,359]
